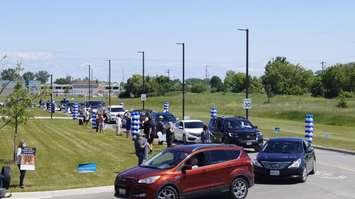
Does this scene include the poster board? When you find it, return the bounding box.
[20,147,36,171]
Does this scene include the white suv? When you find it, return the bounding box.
[174,120,204,144]
[107,105,125,123]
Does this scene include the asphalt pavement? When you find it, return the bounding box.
[40,148,355,199]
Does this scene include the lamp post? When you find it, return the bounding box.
[50,74,53,119]
[176,42,185,120]
[88,64,91,102]
[238,28,249,119]
[137,51,145,110]
[105,59,112,106]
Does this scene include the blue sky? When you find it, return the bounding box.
[1,0,355,82]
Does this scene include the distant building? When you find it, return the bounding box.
[71,80,99,96]
[27,80,41,94]
[0,80,26,96]
[97,82,121,97]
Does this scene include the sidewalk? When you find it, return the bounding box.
[9,186,113,199]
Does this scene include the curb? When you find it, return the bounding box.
[9,186,113,199]
[313,145,355,155]
[264,137,355,155]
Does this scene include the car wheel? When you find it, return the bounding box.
[231,177,248,199]
[157,185,179,199]
[310,159,316,175]
[299,166,308,183]
[183,134,187,145]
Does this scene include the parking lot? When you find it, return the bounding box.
[50,149,355,199]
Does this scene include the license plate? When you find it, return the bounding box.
[246,141,252,145]
[119,188,126,195]
[270,170,280,176]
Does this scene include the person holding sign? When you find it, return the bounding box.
[16,141,27,189]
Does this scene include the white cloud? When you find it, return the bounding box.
[0,50,54,62]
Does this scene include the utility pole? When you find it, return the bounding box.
[321,61,326,72]
[204,65,210,79]
[137,51,145,110]
[105,59,112,106]
[50,74,53,119]
[167,69,170,79]
[238,28,250,119]
[88,64,91,102]
[177,42,185,120]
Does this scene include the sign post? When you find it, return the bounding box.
[141,94,147,102]
[20,147,36,171]
[243,98,252,110]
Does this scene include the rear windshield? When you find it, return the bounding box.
[263,140,303,153]
[110,108,124,112]
[185,122,204,129]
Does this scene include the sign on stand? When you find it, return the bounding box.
[141,94,147,101]
[243,98,252,109]
[20,147,36,171]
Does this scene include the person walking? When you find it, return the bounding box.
[16,141,27,189]
[134,133,149,165]
[166,122,175,147]
[115,115,122,136]
[201,124,211,144]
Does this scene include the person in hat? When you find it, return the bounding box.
[156,115,165,145]
[166,122,175,147]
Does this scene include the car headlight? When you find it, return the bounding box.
[257,131,263,136]
[253,159,263,167]
[288,158,302,168]
[138,176,160,184]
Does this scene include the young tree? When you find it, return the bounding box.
[0,83,37,161]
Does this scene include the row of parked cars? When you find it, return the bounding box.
[114,138,316,199]
[111,111,316,199]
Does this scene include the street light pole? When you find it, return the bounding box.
[176,42,185,120]
[137,51,145,110]
[50,74,53,119]
[238,28,249,119]
[88,64,91,102]
[105,59,112,106]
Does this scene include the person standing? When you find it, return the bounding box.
[98,114,105,133]
[166,122,175,147]
[156,116,165,145]
[201,124,211,144]
[16,141,27,189]
[95,113,100,133]
[115,115,122,136]
[125,114,131,138]
[134,133,148,165]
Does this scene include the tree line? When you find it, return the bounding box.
[120,57,355,101]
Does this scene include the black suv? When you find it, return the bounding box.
[208,116,263,151]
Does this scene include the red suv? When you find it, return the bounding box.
[114,144,254,199]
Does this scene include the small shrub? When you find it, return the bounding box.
[337,96,348,108]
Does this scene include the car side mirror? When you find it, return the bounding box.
[255,125,258,129]
[181,165,192,174]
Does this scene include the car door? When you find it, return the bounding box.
[179,152,211,194]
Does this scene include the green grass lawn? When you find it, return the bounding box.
[0,119,163,192]
[1,92,354,192]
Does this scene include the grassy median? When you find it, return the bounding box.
[0,119,163,192]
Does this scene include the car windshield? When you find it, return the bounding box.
[263,140,303,153]
[110,108,124,112]
[154,113,177,123]
[185,122,204,129]
[141,150,189,169]
[225,119,253,129]
[87,101,103,107]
